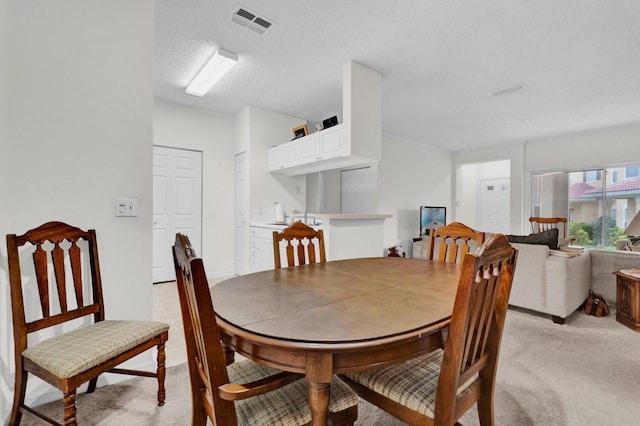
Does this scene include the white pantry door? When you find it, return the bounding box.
[153,146,202,283]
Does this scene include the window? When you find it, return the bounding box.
[625,166,640,178]
[533,165,640,249]
[584,170,601,182]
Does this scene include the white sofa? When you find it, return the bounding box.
[413,233,592,324]
[589,248,640,304]
[508,243,591,324]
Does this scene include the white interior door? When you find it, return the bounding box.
[235,152,248,275]
[153,146,202,283]
[478,178,510,234]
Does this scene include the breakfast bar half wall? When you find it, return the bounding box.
[249,214,392,272]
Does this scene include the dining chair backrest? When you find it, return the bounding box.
[339,234,517,425]
[529,216,567,238]
[6,221,168,425]
[173,233,235,424]
[7,222,105,333]
[428,221,485,264]
[174,233,353,426]
[273,222,326,268]
[435,233,518,423]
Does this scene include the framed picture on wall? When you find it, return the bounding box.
[292,124,308,139]
[420,206,446,236]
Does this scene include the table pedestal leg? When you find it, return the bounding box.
[307,352,332,425]
[308,381,330,425]
[222,343,235,365]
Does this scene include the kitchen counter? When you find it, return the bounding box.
[250,222,290,229]
[248,213,392,272]
[314,214,391,261]
[309,213,392,220]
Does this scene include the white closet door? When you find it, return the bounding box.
[153,146,202,283]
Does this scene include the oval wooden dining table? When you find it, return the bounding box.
[211,257,461,425]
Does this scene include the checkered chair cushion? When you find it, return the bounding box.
[230,360,358,426]
[344,349,476,418]
[23,320,169,378]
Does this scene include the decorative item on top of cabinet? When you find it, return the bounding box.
[322,115,338,129]
[292,124,308,140]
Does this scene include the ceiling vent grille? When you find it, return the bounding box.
[231,6,273,35]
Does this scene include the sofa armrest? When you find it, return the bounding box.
[545,252,591,318]
[509,243,550,310]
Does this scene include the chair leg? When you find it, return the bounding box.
[63,390,78,426]
[157,341,167,406]
[87,376,99,393]
[9,369,28,425]
[192,406,208,426]
[477,387,495,426]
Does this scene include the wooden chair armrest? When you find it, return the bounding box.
[218,371,304,401]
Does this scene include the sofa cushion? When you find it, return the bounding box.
[507,228,558,249]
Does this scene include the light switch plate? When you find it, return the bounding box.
[115,198,139,217]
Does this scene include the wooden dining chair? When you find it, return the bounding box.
[6,221,169,426]
[273,222,326,268]
[529,216,568,238]
[172,233,358,426]
[428,221,485,264]
[340,234,518,426]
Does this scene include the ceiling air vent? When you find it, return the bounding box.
[231,6,273,35]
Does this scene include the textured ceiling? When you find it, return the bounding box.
[155,1,640,152]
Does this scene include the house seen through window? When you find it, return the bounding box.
[533,165,640,249]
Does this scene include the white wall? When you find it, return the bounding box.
[243,107,307,220]
[235,107,250,154]
[0,0,10,417]
[454,143,526,234]
[525,122,640,172]
[0,0,7,223]
[0,0,154,419]
[153,99,235,276]
[378,134,453,253]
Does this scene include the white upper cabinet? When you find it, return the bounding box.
[268,140,298,171]
[297,132,319,162]
[268,61,382,176]
[317,125,345,159]
[268,124,365,175]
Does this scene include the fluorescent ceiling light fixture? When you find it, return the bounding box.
[186,48,238,97]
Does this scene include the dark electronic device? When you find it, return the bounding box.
[322,116,338,129]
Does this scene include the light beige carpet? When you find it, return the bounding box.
[21,307,640,425]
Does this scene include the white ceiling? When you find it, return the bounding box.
[154,1,640,152]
